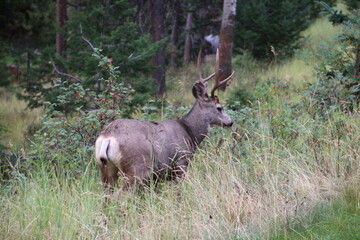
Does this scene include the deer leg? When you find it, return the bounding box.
[121,175,135,191]
[173,158,189,182]
[121,167,152,191]
[98,161,119,191]
[172,159,189,201]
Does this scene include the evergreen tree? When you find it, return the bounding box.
[0,0,54,87]
[13,0,163,111]
[234,0,336,60]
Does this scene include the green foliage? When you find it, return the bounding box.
[0,0,163,111]
[271,186,360,239]
[0,0,54,87]
[227,88,254,110]
[234,0,336,60]
[228,79,303,152]
[318,1,350,24]
[62,0,164,111]
[15,47,55,109]
[344,0,360,11]
[0,0,54,45]
[303,9,360,115]
[64,0,161,77]
[27,48,132,171]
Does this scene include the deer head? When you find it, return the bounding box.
[190,48,234,128]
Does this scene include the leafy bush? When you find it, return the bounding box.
[227,88,254,110]
[303,8,360,115]
[26,48,132,174]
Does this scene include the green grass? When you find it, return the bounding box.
[271,186,360,240]
[1,106,359,239]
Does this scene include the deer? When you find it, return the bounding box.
[95,49,234,191]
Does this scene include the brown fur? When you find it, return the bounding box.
[95,98,232,191]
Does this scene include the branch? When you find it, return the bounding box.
[82,35,96,50]
[316,1,335,14]
[51,61,83,83]
[79,24,96,51]
[67,2,79,8]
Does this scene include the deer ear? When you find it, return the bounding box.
[192,82,208,100]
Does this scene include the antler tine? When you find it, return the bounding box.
[211,71,234,97]
[197,48,216,84]
[215,48,220,78]
[197,48,203,82]
[211,48,235,97]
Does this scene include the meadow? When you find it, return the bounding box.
[1,6,359,240]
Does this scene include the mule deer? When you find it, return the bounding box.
[95,49,234,190]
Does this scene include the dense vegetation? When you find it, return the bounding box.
[1,1,359,239]
[0,0,339,109]
[234,0,335,59]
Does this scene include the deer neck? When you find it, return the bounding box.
[180,101,211,146]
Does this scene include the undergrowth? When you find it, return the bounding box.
[1,79,359,238]
[271,185,360,239]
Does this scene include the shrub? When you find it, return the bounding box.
[26,48,132,175]
[303,7,360,115]
[227,88,254,110]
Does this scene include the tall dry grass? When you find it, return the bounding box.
[1,107,358,239]
[0,88,42,150]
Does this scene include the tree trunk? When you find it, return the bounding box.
[150,0,166,96]
[355,45,360,81]
[56,0,67,58]
[216,0,236,91]
[183,12,193,65]
[170,0,181,68]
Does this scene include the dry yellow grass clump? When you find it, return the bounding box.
[0,88,42,150]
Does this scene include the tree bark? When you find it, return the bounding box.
[56,0,67,58]
[170,0,181,68]
[355,45,360,81]
[183,12,193,65]
[150,0,166,96]
[216,0,236,91]
[355,45,360,105]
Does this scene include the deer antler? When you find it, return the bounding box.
[196,49,216,85]
[210,48,234,98]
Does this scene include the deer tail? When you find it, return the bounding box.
[96,137,111,166]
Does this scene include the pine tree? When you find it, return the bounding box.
[234,0,336,60]
[15,0,162,111]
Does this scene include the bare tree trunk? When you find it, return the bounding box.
[355,45,360,81]
[56,0,67,58]
[170,0,181,68]
[183,12,193,65]
[216,0,236,91]
[355,45,360,104]
[150,0,166,96]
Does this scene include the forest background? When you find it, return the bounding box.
[0,0,359,239]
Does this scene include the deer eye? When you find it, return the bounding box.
[217,107,223,112]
